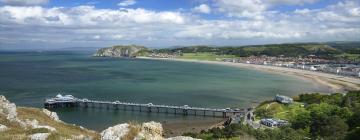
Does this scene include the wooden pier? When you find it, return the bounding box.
[44,94,247,118]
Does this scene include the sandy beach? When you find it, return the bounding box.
[138,57,360,93]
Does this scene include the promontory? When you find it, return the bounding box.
[94,45,149,57]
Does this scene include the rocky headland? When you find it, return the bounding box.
[94,45,149,58]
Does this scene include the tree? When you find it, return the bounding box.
[345,127,360,140]
[291,110,311,130]
[347,107,360,130]
[311,116,348,139]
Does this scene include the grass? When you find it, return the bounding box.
[0,107,100,140]
[255,101,306,121]
[336,53,360,61]
[178,53,238,61]
[123,122,141,140]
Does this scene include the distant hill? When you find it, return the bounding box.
[94,45,149,57]
[157,42,360,58]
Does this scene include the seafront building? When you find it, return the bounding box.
[274,95,293,104]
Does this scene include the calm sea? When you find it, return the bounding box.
[0,51,328,130]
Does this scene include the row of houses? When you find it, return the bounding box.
[222,57,360,78]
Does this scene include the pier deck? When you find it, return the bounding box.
[44,94,247,118]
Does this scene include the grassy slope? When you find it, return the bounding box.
[178,53,238,61]
[0,107,100,140]
[255,102,306,121]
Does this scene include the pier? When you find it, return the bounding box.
[44,94,247,118]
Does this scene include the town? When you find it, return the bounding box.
[149,52,360,78]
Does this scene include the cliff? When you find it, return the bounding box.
[94,45,149,57]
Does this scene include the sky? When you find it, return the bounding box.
[0,0,359,49]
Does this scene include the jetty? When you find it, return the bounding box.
[44,94,248,118]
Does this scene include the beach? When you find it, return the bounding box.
[138,57,360,93]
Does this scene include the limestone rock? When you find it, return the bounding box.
[101,123,130,140]
[94,45,147,57]
[0,124,8,132]
[135,121,164,140]
[42,108,60,122]
[0,95,18,122]
[29,133,51,140]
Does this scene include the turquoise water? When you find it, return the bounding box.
[0,51,328,130]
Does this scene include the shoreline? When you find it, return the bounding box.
[137,57,360,93]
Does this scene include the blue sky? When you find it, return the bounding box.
[0,0,359,49]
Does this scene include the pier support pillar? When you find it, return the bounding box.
[203,110,206,116]
[183,109,188,116]
[147,107,151,113]
[157,107,159,113]
[113,104,119,110]
[194,110,196,116]
[222,112,227,118]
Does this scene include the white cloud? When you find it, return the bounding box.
[192,4,211,14]
[267,0,319,6]
[118,0,136,7]
[93,35,100,39]
[215,0,320,19]
[0,6,186,26]
[216,0,266,19]
[0,0,359,48]
[0,0,48,6]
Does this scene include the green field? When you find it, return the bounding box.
[178,53,238,61]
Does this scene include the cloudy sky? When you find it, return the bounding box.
[0,0,359,49]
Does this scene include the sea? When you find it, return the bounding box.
[0,50,329,130]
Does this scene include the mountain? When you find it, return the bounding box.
[94,45,149,57]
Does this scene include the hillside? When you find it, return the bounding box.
[0,96,100,140]
[156,42,360,59]
[185,91,360,140]
[94,45,149,57]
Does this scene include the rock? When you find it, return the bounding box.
[94,45,148,57]
[135,121,164,140]
[42,109,60,122]
[0,95,18,122]
[101,123,130,140]
[29,133,51,140]
[101,122,199,140]
[166,136,202,140]
[0,124,8,132]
